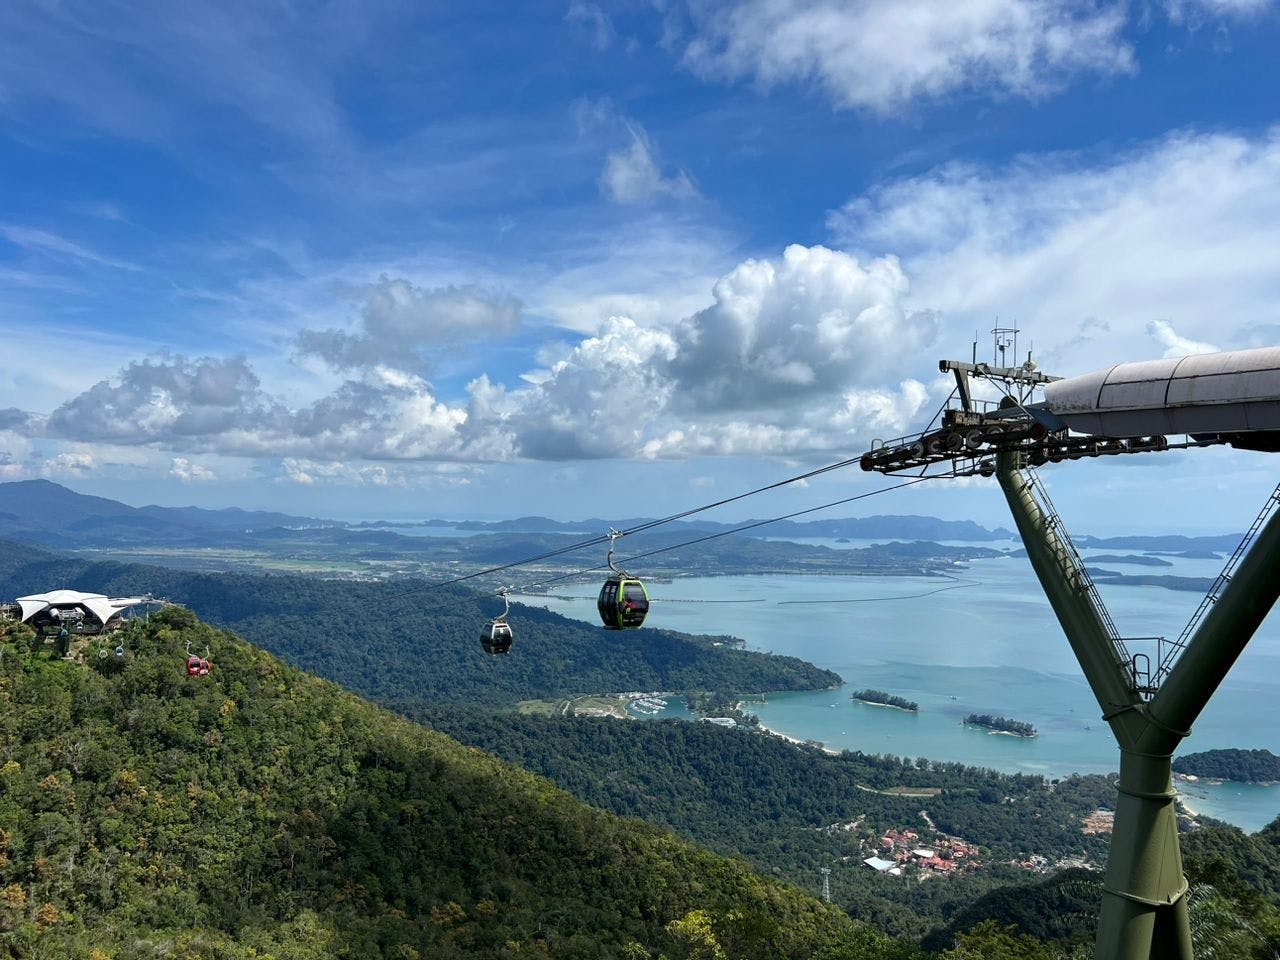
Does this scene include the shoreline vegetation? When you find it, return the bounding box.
[1174,747,1280,784]
[964,713,1038,738]
[850,688,919,712]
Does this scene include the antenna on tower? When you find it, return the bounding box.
[820,866,831,904]
[992,323,1017,368]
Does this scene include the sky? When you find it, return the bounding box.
[2,0,1279,533]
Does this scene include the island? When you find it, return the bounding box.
[851,689,919,712]
[964,713,1037,738]
[1173,748,1280,783]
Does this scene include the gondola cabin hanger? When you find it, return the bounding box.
[481,588,514,656]
[597,530,649,630]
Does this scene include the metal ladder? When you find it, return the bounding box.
[1150,480,1280,689]
[1020,468,1137,675]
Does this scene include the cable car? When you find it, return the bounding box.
[185,641,212,677]
[481,620,513,655]
[597,531,649,630]
[481,588,514,656]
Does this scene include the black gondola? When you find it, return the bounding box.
[481,620,513,655]
[480,588,514,655]
[597,531,650,630]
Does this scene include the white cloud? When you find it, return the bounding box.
[500,244,937,459]
[295,276,522,370]
[1145,319,1218,358]
[666,244,938,412]
[566,1,615,49]
[0,223,141,272]
[46,355,289,445]
[827,128,1280,373]
[280,458,396,487]
[42,452,95,476]
[601,126,697,205]
[1165,0,1274,22]
[170,457,216,483]
[679,0,1135,113]
[278,458,475,488]
[18,245,939,464]
[0,0,351,146]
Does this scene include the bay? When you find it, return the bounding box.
[527,545,1280,832]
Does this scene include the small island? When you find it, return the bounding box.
[851,689,918,712]
[964,713,1037,738]
[1173,748,1280,783]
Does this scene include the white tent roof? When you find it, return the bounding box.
[14,590,142,627]
[863,856,895,872]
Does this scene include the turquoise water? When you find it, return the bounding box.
[526,546,1280,832]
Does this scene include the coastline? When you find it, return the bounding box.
[852,697,918,713]
[755,718,839,756]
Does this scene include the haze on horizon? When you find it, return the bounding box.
[2,0,1279,534]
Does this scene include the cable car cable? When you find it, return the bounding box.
[387,450,941,598]
[508,475,941,596]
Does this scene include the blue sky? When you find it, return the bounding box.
[2,0,1279,533]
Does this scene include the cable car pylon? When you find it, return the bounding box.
[998,455,1280,960]
[861,331,1280,960]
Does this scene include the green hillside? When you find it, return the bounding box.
[408,706,1116,938]
[0,608,915,959]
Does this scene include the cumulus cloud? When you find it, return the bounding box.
[666,245,938,411]
[827,128,1280,372]
[0,408,33,431]
[494,245,936,459]
[601,127,697,205]
[37,354,482,461]
[295,277,522,370]
[678,0,1135,113]
[13,244,938,464]
[46,355,289,445]
[170,457,216,482]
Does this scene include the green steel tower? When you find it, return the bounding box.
[858,334,1280,959]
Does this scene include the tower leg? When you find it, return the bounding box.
[1095,751,1191,960]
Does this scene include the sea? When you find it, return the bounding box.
[526,538,1280,833]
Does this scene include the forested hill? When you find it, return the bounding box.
[0,543,839,707]
[1174,748,1280,783]
[0,607,904,959]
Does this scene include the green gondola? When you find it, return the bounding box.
[597,531,649,629]
[597,575,649,629]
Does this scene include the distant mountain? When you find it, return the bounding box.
[0,479,330,546]
[1075,532,1240,553]
[427,513,1015,542]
